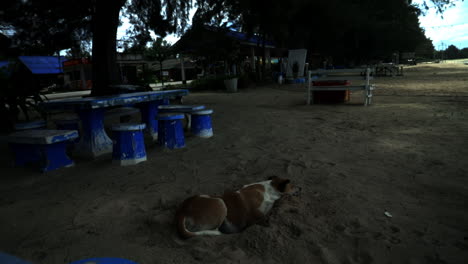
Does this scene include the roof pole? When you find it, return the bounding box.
[180,56,186,85]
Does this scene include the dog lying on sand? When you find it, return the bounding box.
[176,176,297,238]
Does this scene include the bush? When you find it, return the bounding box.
[237,73,254,88]
[189,75,226,91]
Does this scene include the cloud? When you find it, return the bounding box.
[415,0,468,49]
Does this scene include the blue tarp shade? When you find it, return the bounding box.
[19,56,67,74]
[0,61,9,68]
[225,30,275,47]
[0,60,11,77]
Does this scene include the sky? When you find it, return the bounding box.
[414,0,468,50]
[117,1,468,50]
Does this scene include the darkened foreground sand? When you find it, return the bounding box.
[1,63,467,264]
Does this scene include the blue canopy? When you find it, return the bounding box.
[0,61,9,68]
[225,30,275,47]
[0,60,12,77]
[19,56,67,74]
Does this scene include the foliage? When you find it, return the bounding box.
[196,0,461,64]
[412,0,461,15]
[461,48,468,58]
[144,38,172,59]
[1,0,194,95]
[174,24,242,65]
[415,38,436,59]
[445,45,460,59]
[143,38,173,86]
[0,0,93,56]
[439,45,468,59]
[0,60,46,133]
[189,75,225,91]
[0,0,463,95]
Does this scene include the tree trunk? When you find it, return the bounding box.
[91,0,126,96]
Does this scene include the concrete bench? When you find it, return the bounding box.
[6,129,78,172]
[307,68,376,106]
[54,118,81,144]
[14,120,46,131]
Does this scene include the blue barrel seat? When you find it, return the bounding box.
[157,113,185,149]
[158,104,205,130]
[191,109,214,138]
[111,123,147,166]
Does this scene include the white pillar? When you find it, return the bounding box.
[250,46,256,72]
[180,56,186,84]
[265,48,271,69]
[80,62,87,90]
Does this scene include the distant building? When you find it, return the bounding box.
[150,57,198,82]
[62,58,92,90]
[173,26,287,77]
[116,53,149,84]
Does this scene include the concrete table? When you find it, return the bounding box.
[40,90,188,158]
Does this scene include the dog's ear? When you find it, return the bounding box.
[278,180,291,192]
[267,176,278,181]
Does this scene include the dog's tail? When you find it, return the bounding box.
[176,212,222,239]
[176,213,196,239]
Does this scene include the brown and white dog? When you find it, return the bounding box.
[175,176,295,238]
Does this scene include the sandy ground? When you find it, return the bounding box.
[1,62,467,264]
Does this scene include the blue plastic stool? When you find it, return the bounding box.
[7,129,79,172]
[158,105,205,130]
[55,119,81,143]
[191,109,214,138]
[14,120,46,131]
[157,113,185,149]
[111,123,147,166]
[69,257,139,264]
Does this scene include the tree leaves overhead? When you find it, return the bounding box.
[193,0,460,62]
[0,0,195,56]
[0,0,93,55]
[0,0,461,57]
[0,0,462,94]
[413,0,460,15]
[125,0,193,38]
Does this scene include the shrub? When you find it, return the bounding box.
[189,75,226,91]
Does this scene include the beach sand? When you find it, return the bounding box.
[1,62,467,264]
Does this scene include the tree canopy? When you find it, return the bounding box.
[0,0,463,94]
[1,0,194,95]
[198,0,458,64]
